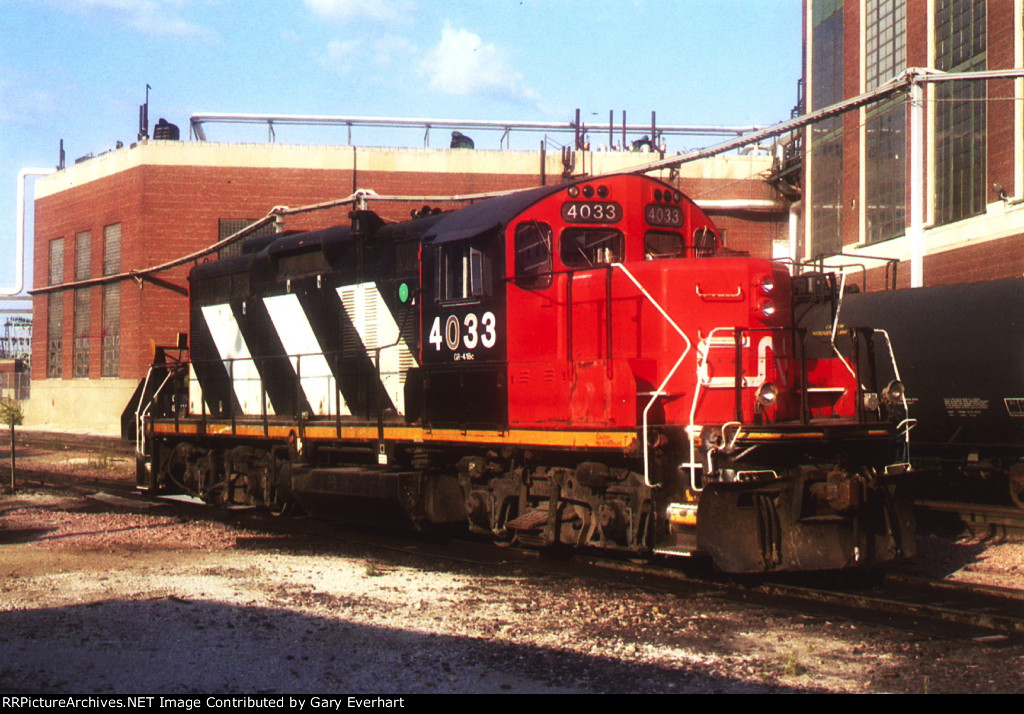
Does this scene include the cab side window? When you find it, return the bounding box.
[514,221,553,288]
[436,242,489,302]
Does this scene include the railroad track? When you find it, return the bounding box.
[916,500,1024,540]
[556,554,1024,646]
[4,431,1023,646]
[10,429,134,457]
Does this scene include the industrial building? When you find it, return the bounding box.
[802,0,1024,287]
[26,131,787,434]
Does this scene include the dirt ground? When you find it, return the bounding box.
[1,451,1023,694]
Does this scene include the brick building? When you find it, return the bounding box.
[803,0,1024,288]
[27,139,785,434]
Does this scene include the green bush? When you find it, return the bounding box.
[0,397,22,427]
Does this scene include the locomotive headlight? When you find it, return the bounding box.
[758,300,776,320]
[756,382,779,407]
[882,380,905,405]
[758,275,775,295]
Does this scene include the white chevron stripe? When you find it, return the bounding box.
[200,303,274,415]
[263,293,350,416]
[187,362,210,415]
[337,282,417,416]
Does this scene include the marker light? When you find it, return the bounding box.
[882,380,905,406]
[757,382,779,407]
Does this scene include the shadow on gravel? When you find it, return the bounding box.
[0,598,819,694]
[897,534,992,580]
[0,527,56,544]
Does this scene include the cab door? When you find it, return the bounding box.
[420,230,507,429]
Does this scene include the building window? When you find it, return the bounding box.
[810,0,845,256]
[73,231,91,379]
[102,224,121,378]
[73,289,90,378]
[47,238,64,378]
[48,237,64,286]
[865,0,907,244]
[934,0,986,225]
[865,0,905,88]
[47,294,63,379]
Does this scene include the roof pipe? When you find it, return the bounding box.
[3,168,54,298]
[694,198,786,212]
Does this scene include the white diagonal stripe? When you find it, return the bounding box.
[263,293,350,416]
[201,303,274,415]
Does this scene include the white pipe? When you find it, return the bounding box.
[788,200,801,266]
[5,168,55,297]
[190,112,762,139]
[694,199,786,213]
[908,80,925,288]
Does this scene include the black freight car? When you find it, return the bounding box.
[833,277,1024,508]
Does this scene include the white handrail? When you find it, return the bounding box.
[609,263,691,488]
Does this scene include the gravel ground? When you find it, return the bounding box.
[1,449,1023,694]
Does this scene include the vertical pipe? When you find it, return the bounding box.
[734,328,743,422]
[6,169,54,297]
[909,77,925,288]
[788,201,800,268]
[540,140,546,186]
[566,273,573,364]
[799,328,809,425]
[605,266,613,378]
[229,358,236,435]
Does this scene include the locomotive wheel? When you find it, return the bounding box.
[1009,462,1024,510]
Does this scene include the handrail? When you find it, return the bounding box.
[189,111,761,147]
[134,364,179,459]
[609,263,691,488]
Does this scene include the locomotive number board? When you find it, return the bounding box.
[561,201,621,224]
[644,204,684,228]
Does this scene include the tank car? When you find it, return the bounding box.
[833,278,1024,509]
[132,173,914,573]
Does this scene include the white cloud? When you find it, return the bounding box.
[319,38,362,74]
[304,0,414,23]
[370,34,418,68]
[0,68,56,125]
[419,22,538,104]
[318,33,417,76]
[78,0,214,39]
[327,39,360,58]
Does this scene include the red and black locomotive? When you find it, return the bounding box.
[135,173,914,573]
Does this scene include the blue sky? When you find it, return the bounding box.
[0,0,802,302]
